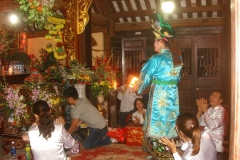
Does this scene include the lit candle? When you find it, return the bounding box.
[9,67,12,75]
[129,77,138,88]
[114,82,117,90]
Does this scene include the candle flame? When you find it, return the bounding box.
[129,77,138,88]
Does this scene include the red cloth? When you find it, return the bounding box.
[126,124,143,146]
[107,127,127,142]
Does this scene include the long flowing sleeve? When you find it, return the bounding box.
[137,55,163,94]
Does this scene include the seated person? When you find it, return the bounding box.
[117,74,142,127]
[160,113,217,160]
[132,98,146,124]
[196,90,229,153]
[25,100,79,160]
[63,87,116,149]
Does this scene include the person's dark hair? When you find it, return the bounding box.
[63,86,79,100]
[176,113,201,156]
[134,98,144,109]
[33,100,55,140]
[213,89,224,101]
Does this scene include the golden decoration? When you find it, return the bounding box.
[76,0,92,34]
[56,0,92,62]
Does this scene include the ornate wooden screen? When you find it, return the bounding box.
[112,37,122,71]
[111,37,146,84]
[181,48,192,77]
[177,33,222,114]
[197,48,219,77]
[121,37,146,83]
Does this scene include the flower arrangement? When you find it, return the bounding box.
[29,85,53,108]
[16,0,60,30]
[91,54,119,98]
[35,44,65,81]
[0,82,30,127]
[0,80,63,129]
[67,59,93,84]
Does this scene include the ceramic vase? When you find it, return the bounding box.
[74,83,86,98]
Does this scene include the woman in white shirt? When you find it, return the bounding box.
[160,113,216,160]
[132,98,146,124]
[28,100,79,160]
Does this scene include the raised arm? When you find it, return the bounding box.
[160,137,182,160]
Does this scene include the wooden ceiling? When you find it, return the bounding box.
[91,0,230,33]
[0,0,230,33]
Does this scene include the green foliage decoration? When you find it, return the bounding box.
[5,51,31,65]
[0,25,18,60]
[16,0,62,30]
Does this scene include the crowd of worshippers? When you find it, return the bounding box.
[21,80,229,160]
[20,11,229,159]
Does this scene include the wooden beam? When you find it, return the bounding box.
[26,30,48,39]
[92,25,108,33]
[114,18,226,31]
[109,19,114,37]
[108,5,228,18]
[92,13,110,25]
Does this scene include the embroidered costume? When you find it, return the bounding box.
[138,48,182,138]
[137,12,183,159]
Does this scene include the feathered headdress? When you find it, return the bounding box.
[151,12,175,40]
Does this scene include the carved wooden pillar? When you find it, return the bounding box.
[58,0,92,65]
[230,0,240,160]
[78,6,92,68]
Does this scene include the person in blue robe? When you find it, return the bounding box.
[137,12,183,160]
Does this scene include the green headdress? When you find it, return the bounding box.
[151,12,183,67]
[151,12,175,40]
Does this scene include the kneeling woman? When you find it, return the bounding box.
[28,100,79,160]
[160,113,216,160]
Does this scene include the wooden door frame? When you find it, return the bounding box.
[230,0,240,159]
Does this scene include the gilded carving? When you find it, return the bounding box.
[77,0,92,34]
[56,0,92,60]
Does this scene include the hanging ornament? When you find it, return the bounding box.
[54,42,66,60]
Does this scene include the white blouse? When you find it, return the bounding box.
[198,105,229,152]
[173,132,217,160]
[117,85,142,112]
[28,124,77,160]
[132,109,146,124]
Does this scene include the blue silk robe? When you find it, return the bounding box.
[137,49,182,139]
